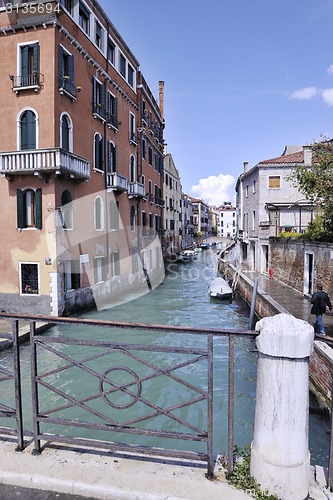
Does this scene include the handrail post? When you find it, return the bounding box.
[328,377,333,490]
[12,319,23,451]
[227,335,234,477]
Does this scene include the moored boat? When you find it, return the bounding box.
[209,277,233,301]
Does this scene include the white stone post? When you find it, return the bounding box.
[250,313,314,500]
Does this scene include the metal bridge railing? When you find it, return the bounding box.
[0,313,258,478]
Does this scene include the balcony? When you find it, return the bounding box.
[107,172,128,192]
[128,181,145,198]
[10,73,44,94]
[0,148,90,182]
[107,112,118,130]
[58,76,77,101]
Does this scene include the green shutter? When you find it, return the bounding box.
[33,43,39,84]
[68,54,74,83]
[101,84,106,118]
[93,77,97,113]
[101,137,105,171]
[58,45,64,78]
[21,45,28,78]
[17,189,25,228]
[35,188,42,229]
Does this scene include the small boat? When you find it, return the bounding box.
[200,243,211,250]
[183,249,197,259]
[177,253,191,263]
[194,247,202,254]
[209,277,233,301]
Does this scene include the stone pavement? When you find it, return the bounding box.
[242,270,333,339]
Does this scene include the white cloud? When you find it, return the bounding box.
[190,174,235,206]
[289,86,319,100]
[321,88,333,106]
[327,65,333,74]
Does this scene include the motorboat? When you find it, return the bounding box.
[183,249,197,259]
[194,247,202,254]
[177,249,197,262]
[209,277,233,301]
[200,243,211,250]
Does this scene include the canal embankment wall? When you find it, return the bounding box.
[222,260,333,412]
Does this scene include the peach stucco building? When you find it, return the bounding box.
[0,0,165,315]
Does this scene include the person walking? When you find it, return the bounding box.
[311,284,332,335]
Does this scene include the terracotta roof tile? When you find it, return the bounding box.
[258,151,304,164]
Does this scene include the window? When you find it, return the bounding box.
[268,175,281,189]
[64,260,80,291]
[17,188,42,229]
[61,190,73,229]
[142,138,146,160]
[128,64,134,88]
[129,155,135,182]
[245,185,249,198]
[60,0,74,15]
[61,114,72,151]
[130,206,136,231]
[129,112,136,142]
[94,133,105,171]
[108,141,117,172]
[79,1,90,34]
[107,39,115,65]
[107,92,118,128]
[20,110,36,150]
[148,146,153,166]
[20,263,39,295]
[94,256,106,283]
[110,199,119,230]
[252,210,256,230]
[18,42,39,87]
[253,180,256,193]
[93,77,106,119]
[141,99,146,122]
[58,45,75,97]
[119,53,126,78]
[94,196,104,230]
[95,21,103,50]
[110,251,120,276]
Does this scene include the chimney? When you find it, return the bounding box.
[159,80,164,118]
[303,145,312,166]
[243,161,249,173]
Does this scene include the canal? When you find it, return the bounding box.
[0,244,330,466]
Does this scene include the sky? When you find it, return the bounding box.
[99,0,333,206]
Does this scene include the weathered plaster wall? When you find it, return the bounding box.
[270,239,333,296]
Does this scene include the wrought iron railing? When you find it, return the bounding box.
[0,313,257,478]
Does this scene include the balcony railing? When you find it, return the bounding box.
[58,76,77,100]
[128,181,145,198]
[0,148,90,181]
[10,73,44,93]
[106,112,118,130]
[107,172,128,192]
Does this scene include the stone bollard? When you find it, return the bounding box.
[250,313,314,500]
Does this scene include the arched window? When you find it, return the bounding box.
[94,133,104,171]
[94,196,104,230]
[61,114,73,151]
[20,110,36,150]
[130,205,136,232]
[129,155,135,182]
[17,188,42,229]
[108,141,117,173]
[61,189,73,229]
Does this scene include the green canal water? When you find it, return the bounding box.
[0,247,330,465]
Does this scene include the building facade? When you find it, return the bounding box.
[186,196,210,239]
[0,0,164,315]
[162,152,182,257]
[218,203,236,238]
[235,146,314,274]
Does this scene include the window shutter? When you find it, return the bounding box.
[58,45,64,78]
[33,43,39,83]
[101,137,105,171]
[92,77,97,113]
[68,54,74,83]
[115,145,118,172]
[17,189,25,228]
[95,136,100,168]
[114,97,118,126]
[21,45,28,78]
[35,188,42,229]
[108,141,112,172]
[101,84,106,118]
